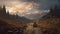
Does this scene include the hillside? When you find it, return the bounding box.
[0,5,60,34]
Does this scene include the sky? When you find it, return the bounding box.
[0,0,59,20]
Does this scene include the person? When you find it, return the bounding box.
[33,22,37,28]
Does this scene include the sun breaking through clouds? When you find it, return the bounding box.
[1,0,59,19]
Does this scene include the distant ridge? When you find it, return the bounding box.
[0,5,32,23]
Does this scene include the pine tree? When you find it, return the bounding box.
[3,5,6,14]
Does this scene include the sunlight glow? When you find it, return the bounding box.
[6,1,39,15]
[5,1,50,19]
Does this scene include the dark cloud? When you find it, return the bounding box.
[19,0,59,10]
[1,0,59,8]
[0,0,59,19]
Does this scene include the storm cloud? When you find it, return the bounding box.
[0,0,59,19]
[1,0,59,10]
